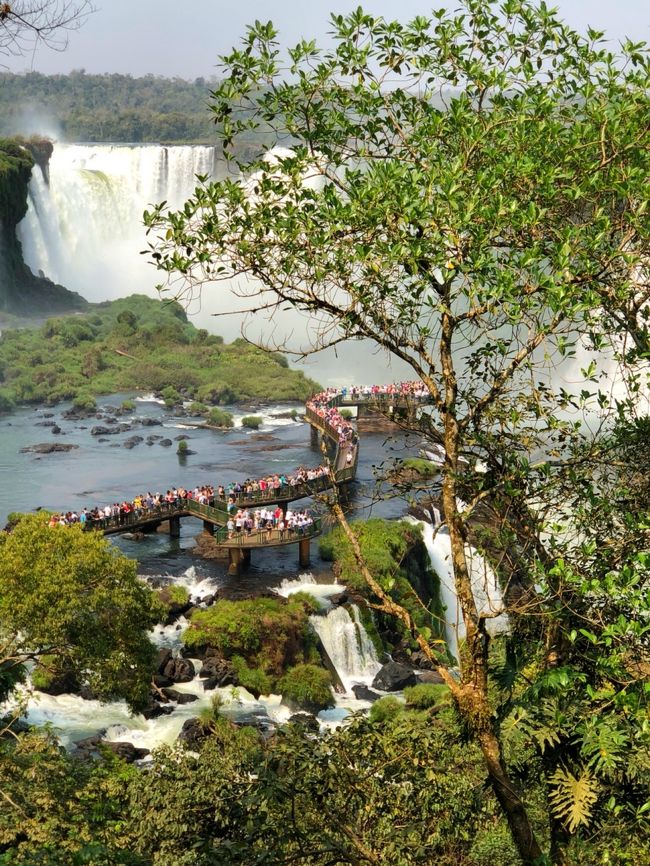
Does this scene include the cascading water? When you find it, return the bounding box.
[408,517,509,664]
[17,143,222,304]
[310,605,382,693]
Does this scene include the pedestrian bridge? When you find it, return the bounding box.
[83,386,431,572]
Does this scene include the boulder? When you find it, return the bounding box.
[161,688,199,704]
[138,417,163,427]
[287,712,320,732]
[199,657,235,686]
[371,661,417,692]
[174,434,191,441]
[159,438,173,447]
[415,669,445,685]
[177,717,211,747]
[35,420,56,427]
[104,741,150,763]
[141,703,175,720]
[156,648,172,672]
[51,425,62,435]
[352,684,382,703]
[153,674,174,689]
[162,657,195,683]
[122,435,144,449]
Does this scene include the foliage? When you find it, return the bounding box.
[176,439,188,454]
[0,294,318,409]
[368,695,404,724]
[183,596,318,679]
[403,682,450,710]
[0,513,163,710]
[143,2,650,861]
[156,583,190,608]
[240,414,262,429]
[278,664,334,711]
[324,518,446,649]
[207,407,234,428]
[231,655,273,697]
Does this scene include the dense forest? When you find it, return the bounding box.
[0,71,222,143]
[0,294,319,411]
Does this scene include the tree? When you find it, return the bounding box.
[144,2,649,862]
[0,1,94,61]
[0,513,163,711]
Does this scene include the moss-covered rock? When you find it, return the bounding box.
[279,664,334,713]
[321,518,447,659]
[183,595,319,681]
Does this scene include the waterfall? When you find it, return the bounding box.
[408,517,509,664]
[310,605,382,693]
[16,143,222,304]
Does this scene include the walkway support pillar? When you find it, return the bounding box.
[169,516,181,538]
[298,537,311,568]
[310,425,319,447]
[228,548,241,575]
[203,520,215,535]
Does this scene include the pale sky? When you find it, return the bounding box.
[4,0,649,79]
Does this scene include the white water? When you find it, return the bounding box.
[408,517,509,664]
[17,144,220,305]
[310,605,382,693]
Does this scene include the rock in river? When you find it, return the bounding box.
[20,443,79,454]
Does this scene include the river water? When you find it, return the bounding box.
[1,392,414,746]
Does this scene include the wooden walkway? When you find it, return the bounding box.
[76,389,431,571]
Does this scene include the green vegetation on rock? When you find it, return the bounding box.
[0,294,319,410]
[240,415,263,429]
[320,518,446,654]
[278,664,334,712]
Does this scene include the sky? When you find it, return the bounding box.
[4,0,649,79]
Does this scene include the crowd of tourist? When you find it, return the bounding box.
[216,464,331,505]
[226,506,315,541]
[47,383,427,538]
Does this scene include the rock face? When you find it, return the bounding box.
[0,138,86,315]
[20,443,79,454]
[371,661,417,692]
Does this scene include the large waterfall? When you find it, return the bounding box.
[17,143,222,307]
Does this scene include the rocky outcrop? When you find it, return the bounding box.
[20,443,78,454]
[0,138,86,315]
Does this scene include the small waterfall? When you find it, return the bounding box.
[16,143,222,303]
[310,605,381,693]
[409,518,509,664]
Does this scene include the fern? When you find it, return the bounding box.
[548,766,599,832]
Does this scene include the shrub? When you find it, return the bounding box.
[207,407,234,428]
[403,683,449,710]
[339,408,353,420]
[189,402,208,416]
[72,392,97,411]
[278,664,334,711]
[183,597,313,677]
[231,656,273,697]
[161,385,182,408]
[368,695,404,723]
[121,399,135,411]
[241,415,263,430]
[177,440,188,455]
[158,584,190,608]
